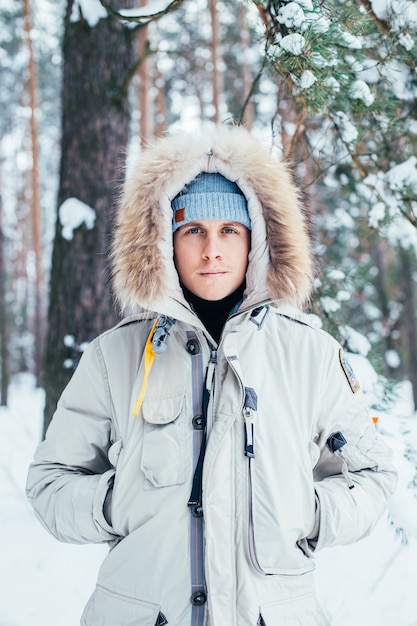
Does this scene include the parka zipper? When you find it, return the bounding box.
[188,349,217,512]
[226,356,269,575]
[242,387,271,575]
[243,388,257,459]
[247,458,269,575]
[186,334,216,624]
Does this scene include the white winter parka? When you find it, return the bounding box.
[26,125,396,626]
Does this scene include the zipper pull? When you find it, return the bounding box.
[244,407,255,458]
[205,350,217,392]
[243,387,258,458]
[152,316,175,353]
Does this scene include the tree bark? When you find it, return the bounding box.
[0,161,8,406]
[43,0,134,435]
[137,0,152,144]
[239,4,254,129]
[23,0,45,386]
[399,248,417,410]
[208,0,222,123]
[155,65,166,136]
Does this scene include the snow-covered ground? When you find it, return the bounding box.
[1,372,417,626]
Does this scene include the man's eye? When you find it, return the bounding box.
[188,227,201,234]
[223,227,236,234]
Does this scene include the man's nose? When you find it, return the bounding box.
[202,234,221,259]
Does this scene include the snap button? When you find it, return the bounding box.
[192,414,204,430]
[191,504,203,517]
[186,339,200,355]
[191,591,207,606]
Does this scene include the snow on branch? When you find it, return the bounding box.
[98,0,185,26]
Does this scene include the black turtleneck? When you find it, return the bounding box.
[182,283,245,344]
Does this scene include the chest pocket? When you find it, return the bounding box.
[259,593,329,625]
[141,392,187,489]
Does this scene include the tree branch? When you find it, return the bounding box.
[357,0,391,35]
[113,40,154,103]
[287,106,307,160]
[237,57,267,126]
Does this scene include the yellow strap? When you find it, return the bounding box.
[131,318,159,418]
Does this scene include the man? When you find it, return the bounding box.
[27,124,396,626]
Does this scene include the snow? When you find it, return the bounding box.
[279,33,306,56]
[340,31,363,49]
[70,0,107,27]
[336,289,351,302]
[398,31,414,50]
[119,1,177,18]
[385,349,401,368]
[327,269,345,281]
[308,14,331,34]
[1,373,417,625]
[383,60,417,101]
[59,197,96,241]
[371,0,417,28]
[364,157,417,249]
[320,295,341,313]
[64,334,76,348]
[70,0,183,26]
[277,3,306,29]
[368,201,386,228]
[0,374,107,626]
[340,325,372,356]
[386,156,417,193]
[334,111,358,144]
[349,80,375,106]
[298,69,317,90]
[324,76,341,92]
[387,218,417,252]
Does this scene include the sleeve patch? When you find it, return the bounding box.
[339,348,360,393]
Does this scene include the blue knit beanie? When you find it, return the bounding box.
[172,172,251,232]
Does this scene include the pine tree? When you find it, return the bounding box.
[43,0,135,434]
[42,0,187,434]
[252,0,417,403]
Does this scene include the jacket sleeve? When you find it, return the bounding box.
[26,338,119,544]
[310,340,397,552]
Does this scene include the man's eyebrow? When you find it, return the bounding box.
[179,220,244,229]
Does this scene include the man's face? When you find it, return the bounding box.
[173,219,250,301]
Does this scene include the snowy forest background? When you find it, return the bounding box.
[1,0,417,624]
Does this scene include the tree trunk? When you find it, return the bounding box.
[370,235,399,377]
[23,0,45,386]
[155,65,166,136]
[137,1,152,144]
[239,4,254,130]
[0,161,8,406]
[208,0,222,123]
[43,0,134,435]
[399,248,417,410]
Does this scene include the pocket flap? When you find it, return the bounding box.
[142,393,185,425]
[260,593,329,625]
[81,585,161,626]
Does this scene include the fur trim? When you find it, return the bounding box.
[112,124,315,312]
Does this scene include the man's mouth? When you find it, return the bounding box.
[199,271,226,277]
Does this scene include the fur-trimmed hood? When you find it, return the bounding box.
[112,124,315,317]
